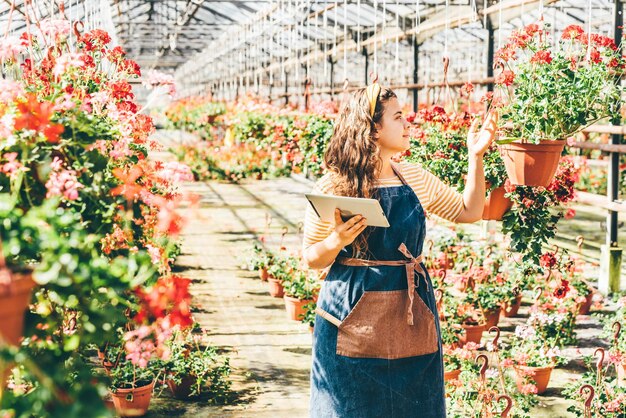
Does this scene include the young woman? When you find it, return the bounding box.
[302,82,498,417]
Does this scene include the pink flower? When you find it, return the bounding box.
[564,208,576,219]
[157,162,194,184]
[45,157,84,201]
[0,80,23,103]
[142,70,177,96]
[501,358,514,368]
[53,53,85,77]
[0,37,24,60]
[1,153,24,178]
[39,19,71,39]
[146,244,162,264]
[520,383,538,395]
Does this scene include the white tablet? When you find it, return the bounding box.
[305,193,390,228]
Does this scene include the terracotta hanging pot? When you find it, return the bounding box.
[459,323,485,346]
[444,368,461,382]
[482,186,513,220]
[110,381,154,417]
[0,270,35,346]
[482,307,501,329]
[166,374,197,399]
[283,296,313,321]
[514,365,554,395]
[501,294,523,318]
[577,290,594,315]
[258,267,269,282]
[267,277,284,298]
[499,140,566,187]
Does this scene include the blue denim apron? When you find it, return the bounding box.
[310,164,445,418]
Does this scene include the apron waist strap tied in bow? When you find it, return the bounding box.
[336,243,426,325]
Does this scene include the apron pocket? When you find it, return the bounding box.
[334,290,438,359]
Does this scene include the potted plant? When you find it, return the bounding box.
[109,358,158,417]
[164,328,231,400]
[495,21,625,186]
[503,325,567,395]
[282,270,320,321]
[266,253,299,299]
[444,298,486,346]
[301,301,317,333]
[0,201,40,347]
[249,243,275,282]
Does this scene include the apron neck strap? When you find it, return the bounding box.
[390,162,409,187]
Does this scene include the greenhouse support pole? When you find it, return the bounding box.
[363,47,369,84]
[599,0,624,295]
[485,17,495,93]
[329,57,335,100]
[284,71,289,106]
[413,39,419,112]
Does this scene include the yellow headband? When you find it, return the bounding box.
[365,82,381,118]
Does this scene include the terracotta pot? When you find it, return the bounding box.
[166,374,197,399]
[482,307,501,329]
[514,365,553,395]
[110,381,154,417]
[482,186,513,220]
[444,368,461,382]
[501,294,523,318]
[97,349,114,372]
[500,140,566,187]
[258,267,269,282]
[616,363,626,388]
[0,271,35,346]
[309,324,314,333]
[284,296,313,321]
[459,323,485,346]
[268,278,284,298]
[577,291,594,315]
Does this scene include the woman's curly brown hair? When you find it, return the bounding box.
[323,86,397,257]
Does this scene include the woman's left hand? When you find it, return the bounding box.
[467,110,499,158]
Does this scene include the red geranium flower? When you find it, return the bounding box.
[14,94,64,143]
[109,80,134,100]
[554,279,570,299]
[495,69,515,86]
[540,252,558,269]
[530,50,552,64]
[562,25,585,40]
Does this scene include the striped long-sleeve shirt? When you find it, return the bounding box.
[303,161,464,249]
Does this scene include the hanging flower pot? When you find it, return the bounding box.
[482,186,513,220]
[499,140,566,187]
[267,277,284,298]
[110,381,154,417]
[514,365,554,395]
[482,307,501,329]
[459,323,485,346]
[283,296,313,321]
[501,294,523,318]
[258,267,269,282]
[0,270,35,346]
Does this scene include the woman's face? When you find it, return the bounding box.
[374,97,411,155]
